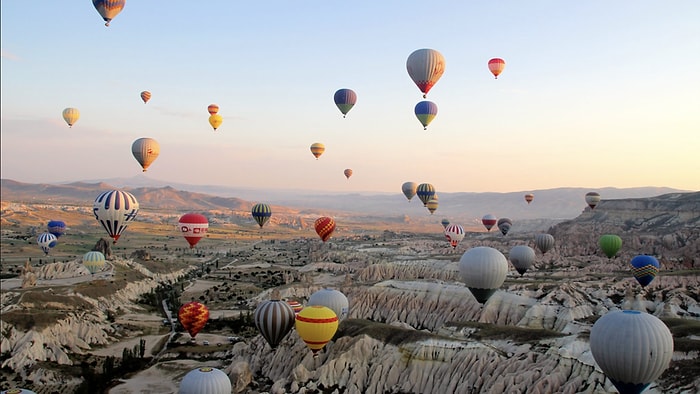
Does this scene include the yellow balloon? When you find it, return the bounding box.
[62,108,80,127]
[209,114,223,131]
[310,143,325,159]
[295,305,338,354]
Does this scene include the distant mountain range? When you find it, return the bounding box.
[1,177,692,222]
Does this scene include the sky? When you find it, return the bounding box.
[1,1,699,194]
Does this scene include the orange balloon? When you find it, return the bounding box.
[178,301,209,338]
[207,104,219,115]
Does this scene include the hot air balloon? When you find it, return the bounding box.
[314,217,335,242]
[310,143,325,159]
[508,245,535,276]
[254,298,296,348]
[178,213,209,249]
[92,0,125,27]
[343,169,353,180]
[402,182,418,202]
[444,224,465,249]
[208,114,223,130]
[179,367,232,394]
[47,220,66,238]
[286,300,304,315]
[482,214,497,232]
[535,233,555,255]
[630,255,660,288]
[524,194,534,204]
[93,190,139,243]
[83,251,106,274]
[308,288,349,321]
[62,108,80,127]
[1,389,37,394]
[416,183,436,206]
[178,301,209,339]
[459,247,508,304]
[334,88,357,118]
[37,232,57,255]
[488,58,506,79]
[590,310,673,394]
[497,218,513,236]
[131,137,160,172]
[251,203,272,228]
[599,234,622,259]
[440,218,450,228]
[295,305,339,355]
[207,104,219,115]
[406,48,445,98]
[426,198,439,215]
[414,101,438,130]
[585,192,601,209]
[140,91,151,104]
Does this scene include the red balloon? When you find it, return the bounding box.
[314,217,336,242]
[178,213,209,248]
[178,301,209,338]
[488,58,506,79]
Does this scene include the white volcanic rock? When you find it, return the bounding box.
[34,260,91,279]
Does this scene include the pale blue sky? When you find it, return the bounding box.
[2,1,699,193]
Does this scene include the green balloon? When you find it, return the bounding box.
[599,234,622,258]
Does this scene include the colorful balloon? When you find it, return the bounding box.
[295,305,339,355]
[314,216,336,242]
[251,203,272,228]
[178,213,209,249]
[131,137,160,172]
[333,88,357,118]
[308,288,349,321]
[426,198,439,215]
[535,233,555,255]
[497,218,513,236]
[401,182,418,202]
[1,389,37,394]
[208,114,223,130]
[406,48,446,98]
[310,143,325,159]
[440,218,450,228]
[178,301,209,339]
[343,169,353,180]
[524,193,534,204]
[599,234,622,258]
[83,251,106,274]
[92,0,125,27]
[585,191,601,209]
[140,91,151,104]
[444,224,465,249]
[37,232,57,255]
[207,104,219,115]
[590,310,673,394]
[459,247,508,304]
[630,255,660,288]
[62,108,80,127]
[92,190,139,243]
[488,58,506,79]
[286,300,304,315]
[414,100,438,130]
[254,299,296,348]
[179,367,232,394]
[482,214,497,232]
[416,183,436,206]
[508,245,535,276]
[47,220,66,237]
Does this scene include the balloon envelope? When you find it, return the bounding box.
[178,213,208,248]
[524,194,534,204]
[334,88,357,117]
[444,224,465,248]
[414,100,438,130]
[178,301,209,339]
[585,192,601,209]
[440,218,450,228]
[37,232,57,255]
[425,198,439,214]
[416,183,436,206]
[93,0,125,26]
[590,310,673,394]
[482,214,497,231]
[62,108,80,127]
[254,299,296,348]
[509,245,536,276]
[406,48,446,98]
[295,305,339,354]
[310,143,325,159]
[488,58,506,79]
[630,255,660,288]
[47,220,66,237]
[401,182,418,202]
[343,169,353,179]
[93,190,139,243]
[140,91,151,104]
[251,203,272,228]
[459,247,508,304]
[1,389,37,394]
[207,104,219,115]
[497,218,512,236]
[131,137,160,172]
[208,114,223,130]
[308,288,349,321]
[179,367,232,394]
[535,233,555,254]
[83,251,106,274]
[599,234,622,258]
[314,217,336,242]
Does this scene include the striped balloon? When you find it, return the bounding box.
[425,198,439,215]
[254,299,296,348]
[310,143,325,159]
[83,251,106,274]
[207,104,219,115]
[140,91,151,104]
[343,169,353,180]
[37,232,57,255]
[488,58,506,79]
[481,214,497,231]
[414,101,438,130]
[444,224,465,249]
[178,301,209,339]
[406,48,446,98]
[585,191,601,209]
[93,190,139,243]
[314,217,336,242]
[599,234,622,258]
[92,0,125,27]
[286,300,304,315]
[441,218,450,228]
[251,203,272,228]
[62,107,80,127]
[497,218,513,236]
[535,233,555,255]
[416,183,435,206]
[295,305,339,355]
[333,88,357,118]
[1,389,37,394]
[630,255,660,288]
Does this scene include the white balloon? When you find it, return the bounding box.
[458,247,508,303]
[308,288,349,321]
[179,367,232,394]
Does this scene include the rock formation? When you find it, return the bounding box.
[20,260,36,288]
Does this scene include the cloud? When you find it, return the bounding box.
[1,49,20,61]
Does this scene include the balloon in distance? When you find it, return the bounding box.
[406,48,446,98]
[178,213,209,248]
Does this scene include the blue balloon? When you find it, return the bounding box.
[47,220,66,237]
[414,101,438,130]
[333,88,357,117]
[630,255,660,287]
